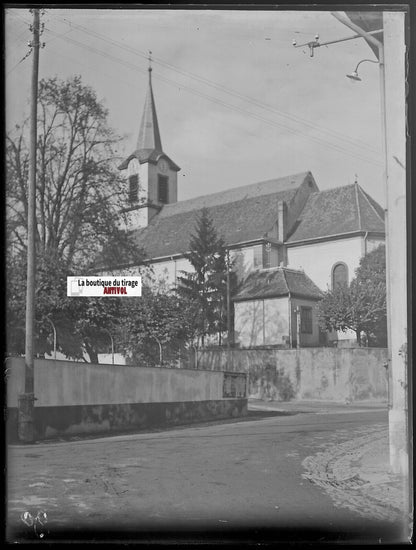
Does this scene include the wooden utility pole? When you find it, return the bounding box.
[18,8,40,442]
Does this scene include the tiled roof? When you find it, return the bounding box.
[286,183,385,243]
[233,267,324,302]
[133,172,313,259]
[158,172,313,218]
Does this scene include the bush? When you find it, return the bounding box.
[277,368,296,401]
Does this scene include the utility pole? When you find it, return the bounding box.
[18,8,40,442]
[331,11,408,478]
[292,9,408,479]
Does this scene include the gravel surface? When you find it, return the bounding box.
[302,424,410,526]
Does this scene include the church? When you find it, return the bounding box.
[114,64,385,349]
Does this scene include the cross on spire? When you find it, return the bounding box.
[148,50,152,73]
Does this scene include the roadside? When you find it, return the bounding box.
[6,400,410,544]
[249,398,388,415]
[250,398,411,535]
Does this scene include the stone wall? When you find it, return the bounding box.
[6,358,247,441]
[196,347,388,402]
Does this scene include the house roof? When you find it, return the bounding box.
[132,172,313,259]
[286,183,385,244]
[233,267,324,302]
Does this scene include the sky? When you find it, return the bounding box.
[5,7,388,206]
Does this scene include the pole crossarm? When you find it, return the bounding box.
[331,12,383,61]
[293,28,383,56]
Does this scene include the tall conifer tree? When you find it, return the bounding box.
[177,208,230,347]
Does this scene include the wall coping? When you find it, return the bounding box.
[5,356,247,376]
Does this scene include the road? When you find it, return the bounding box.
[6,406,406,544]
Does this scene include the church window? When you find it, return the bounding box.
[128,174,139,202]
[158,175,169,204]
[300,306,313,334]
[332,262,348,289]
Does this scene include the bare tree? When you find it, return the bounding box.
[6,75,139,270]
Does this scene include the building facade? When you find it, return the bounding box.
[111,67,385,348]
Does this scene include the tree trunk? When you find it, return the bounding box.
[356,330,361,347]
[84,342,99,364]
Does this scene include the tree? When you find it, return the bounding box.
[176,208,231,347]
[318,245,387,346]
[6,75,145,361]
[6,75,141,270]
[6,249,123,362]
[119,281,195,367]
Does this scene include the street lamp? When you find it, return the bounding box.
[102,328,114,365]
[45,316,57,360]
[346,58,378,81]
[293,11,408,477]
[150,334,163,366]
[225,249,232,367]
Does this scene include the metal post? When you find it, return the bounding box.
[103,328,114,365]
[155,336,162,365]
[19,9,40,443]
[226,249,231,368]
[295,307,301,350]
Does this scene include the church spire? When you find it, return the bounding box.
[136,51,162,152]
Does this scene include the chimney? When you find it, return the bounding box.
[277,200,287,241]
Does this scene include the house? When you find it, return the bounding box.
[233,267,324,348]
[113,65,385,348]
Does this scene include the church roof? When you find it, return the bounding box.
[118,68,180,172]
[233,267,324,302]
[136,70,162,152]
[132,172,314,259]
[286,183,385,244]
[159,171,313,218]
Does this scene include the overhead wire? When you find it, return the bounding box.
[41,25,382,168]
[54,14,381,156]
[8,10,382,167]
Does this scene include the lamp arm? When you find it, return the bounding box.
[355,58,379,72]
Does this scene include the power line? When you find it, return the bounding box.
[42,26,382,168]
[9,11,382,167]
[53,14,381,156]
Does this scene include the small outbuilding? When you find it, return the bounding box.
[233,267,324,348]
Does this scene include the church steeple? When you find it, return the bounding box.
[136,53,162,152]
[117,54,180,231]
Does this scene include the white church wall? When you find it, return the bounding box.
[287,236,363,291]
[151,257,194,287]
[230,246,257,281]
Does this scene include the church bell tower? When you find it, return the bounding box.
[118,55,180,230]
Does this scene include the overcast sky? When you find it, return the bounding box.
[6,8,388,206]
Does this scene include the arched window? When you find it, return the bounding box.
[332,262,348,289]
